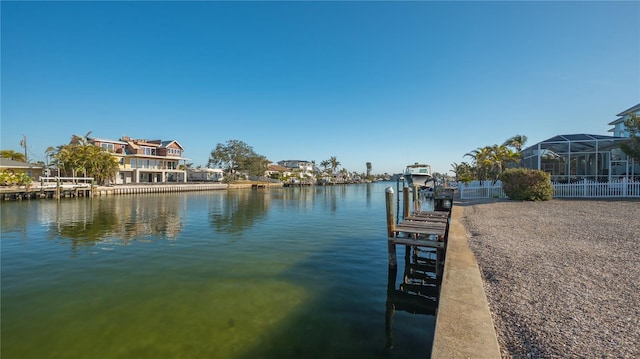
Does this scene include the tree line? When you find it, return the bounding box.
[1,134,370,185]
[206,139,364,182]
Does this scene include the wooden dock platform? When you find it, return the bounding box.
[1,177,228,200]
[1,177,94,200]
[389,209,451,257]
[384,186,453,351]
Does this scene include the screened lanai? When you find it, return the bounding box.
[520,134,638,182]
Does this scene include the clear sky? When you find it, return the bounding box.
[2,1,639,175]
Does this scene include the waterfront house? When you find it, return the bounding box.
[187,168,224,182]
[520,103,640,182]
[90,136,189,184]
[0,158,43,179]
[277,160,315,179]
[278,160,315,183]
[265,164,289,179]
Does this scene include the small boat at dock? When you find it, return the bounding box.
[404,163,434,190]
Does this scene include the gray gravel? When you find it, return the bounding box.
[459,198,640,359]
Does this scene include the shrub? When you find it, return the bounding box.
[500,168,553,201]
[0,170,33,186]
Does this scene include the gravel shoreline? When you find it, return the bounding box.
[459,198,640,358]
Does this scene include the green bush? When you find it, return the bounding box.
[0,170,33,186]
[500,168,554,201]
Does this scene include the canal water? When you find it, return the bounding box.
[1,182,435,358]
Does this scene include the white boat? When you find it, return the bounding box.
[404,163,434,189]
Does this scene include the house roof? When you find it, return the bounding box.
[268,164,288,172]
[160,140,184,150]
[541,134,621,142]
[609,103,640,125]
[0,158,43,169]
[522,133,628,156]
[615,103,640,117]
[89,137,128,145]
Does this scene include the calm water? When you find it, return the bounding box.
[1,183,435,358]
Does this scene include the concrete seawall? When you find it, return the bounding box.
[1,182,287,199]
[94,183,228,195]
[431,205,501,358]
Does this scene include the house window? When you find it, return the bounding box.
[101,143,115,151]
[130,159,136,168]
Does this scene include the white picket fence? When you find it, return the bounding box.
[459,179,640,199]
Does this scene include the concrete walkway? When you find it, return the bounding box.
[431,205,502,358]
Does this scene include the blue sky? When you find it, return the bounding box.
[2,1,639,175]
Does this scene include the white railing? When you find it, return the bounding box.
[459,179,640,199]
[458,184,506,199]
[553,178,640,198]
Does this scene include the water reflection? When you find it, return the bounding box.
[1,185,382,248]
[385,246,440,352]
[209,190,269,234]
[45,195,187,253]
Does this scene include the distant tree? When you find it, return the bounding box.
[503,134,528,152]
[208,140,267,180]
[328,156,341,174]
[320,160,330,172]
[239,154,270,177]
[0,150,26,162]
[366,162,372,177]
[620,113,640,162]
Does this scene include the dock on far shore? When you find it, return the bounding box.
[0,177,237,200]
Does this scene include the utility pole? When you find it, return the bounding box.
[19,134,28,162]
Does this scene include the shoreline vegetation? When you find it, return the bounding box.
[459,198,640,358]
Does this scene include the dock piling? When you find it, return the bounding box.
[385,186,397,268]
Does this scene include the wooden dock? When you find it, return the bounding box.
[385,186,453,268]
[1,177,94,200]
[384,185,455,349]
[1,177,228,200]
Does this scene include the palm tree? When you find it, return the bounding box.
[0,150,26,162]
[44,146,55,168]
[450,162,474,183]
[464,147,492,182]
[486,144,519,183]
[70,131,93,146]
[329,156,341,174]
[503,135,528,152]
[90,147,119,184]
[320,160,330,172]
[51,141,118,184]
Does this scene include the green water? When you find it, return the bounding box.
[1,183,435,358]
